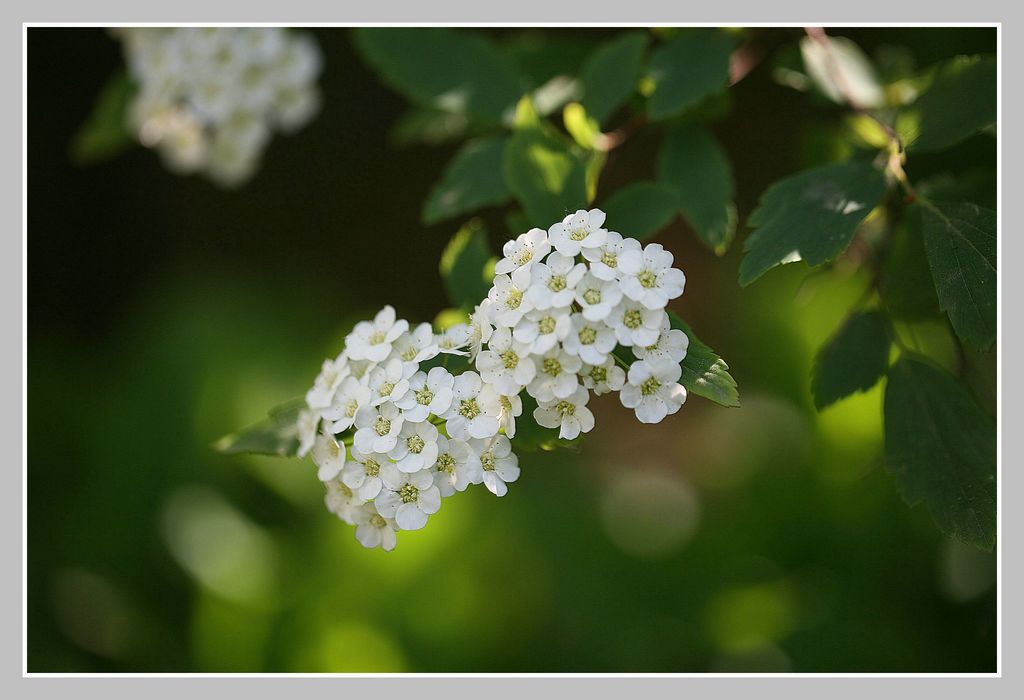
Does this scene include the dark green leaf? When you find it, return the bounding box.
[811,311,890,410]
[884,357,996,550]
[439,220,495,310]
[600,182,678,241]
[503,127,589,228]
[580,32,648,126]
[657,124,737,254]
[668,311,740,407]
[70,68,136,165]
[879,206,941,320]
[213,400,304,457]
[423,136,511,225]
[352,28,524,123]
[501,32,594,89]
[389,106,470,147]
[904,55,996,152]
[921,200,996,351]
[644,30,736,120]
[738,161,888,286]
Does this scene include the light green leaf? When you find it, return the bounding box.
[738,161,888,286]
[800,34,885,108]
[439,220,495,310]
[352,28,524,123]
[70,68,136,165]
[668,311,740,408]
[423,136,511,225]
[884,357,996,551]
[563,102,602,150]
[213,400,304,457]
[921,200,996,351]
[811,311,890,410]
[903,55,996,152]
[644,30,735,121]
[503,127,589,228]
[657,124,737,254]
[601,182,678,241]
[579,32,648,126]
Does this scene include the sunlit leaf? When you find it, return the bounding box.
[503,126,588,228]
[423,136,511,224]
[70,68,136,165]
[800,34,885,108]
[903,55,996,152]
[213,400,303,457]
[600,182,678,241]
[738,161,888,286]
[644,30,735,120]
[579,32,648,126]
[811,311,890,410]
[439,220,495,310]
[563,102,602,150]
[884,356,996,551]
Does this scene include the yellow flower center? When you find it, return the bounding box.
[459,398,481,420]
[398,483,419,504]
[640,377,661,396]
[579,327,597,345]
[638,270,658,289]
[374,416,391,436]
[406,435,425,454]
[543,358,562,376]
[415,387,434,405]
[501,350,519,369]
[624,309,643,329]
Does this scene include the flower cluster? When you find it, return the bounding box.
[297,209,689,551]
[114,27,322,187]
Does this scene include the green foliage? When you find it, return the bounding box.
[903,55,996,153]
[351,28,523,124]
[920,200,997,351]
[562,102,602,149]
[668,311,740,408]
[879,207,941,320]
[503,123,590,227]
[657,124,737,254]
[213,400,304,457]
[423,136,511,224]
[644,30,735,120]
[579,32,648,126]
[811,311,890,410]
[600,182,678,241]
[439,220,495,310]
[884,357,996,551]
[739,161,888,286]
[70,69,136,165]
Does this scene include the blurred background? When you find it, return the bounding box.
[28,27,996,673]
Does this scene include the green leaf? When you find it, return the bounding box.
[738,161,888,286]
[657,124,737,254]
[644,30,735,121]
[668,311,740,408]
[811,311,890,410]
[389,106,470,147]
[903,55,996,152]
[600,182,679,241]
[799,35,885,108]
[563,102,602,150]
[503,127,589,228]
[512,395,583,453]
[920,200,996,351]
[352,28,524,123]
[879,207,941,320]
[439,220,495,310]
[579,32,648,126]
[884,357,996,550]
[70,68,136,165]
[213,400,304,457]
[423,136,511,225]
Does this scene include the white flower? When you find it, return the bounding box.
[393,366,454,423]
[548,208,608,257]
[475,327,537,395]
[534,386,595,440]
[479,382,523,438]
[633,318,690,364]
[609,300,664,348]
[617,242,686,310]
[305,356,348,409]
[389,420,440,474]
[430,435,481,496]
[581,358,626,396]
[487,273,532,328]
[375,464,441,531]
[581,230,642,281]
[351,503,398,552]
[466,300,494,360]
[574,271,623,322]
[620,358,687,424]
[340,447,387,500]
[321,375,371,434]
[391,322,440,368]
[311,431,346,481]
[494,228,550,288]
[346,305,409,362]
[443,371,501,440]
[367,357,414,406]
[470,436,520,497]
[563,314,617,366]
[323,478,364,525]
[524,252,587,310]
[512,307,571,355]
[296,408,319,458]
[353,402,404,454]
[436,322,472,356]
[527,346,583,402]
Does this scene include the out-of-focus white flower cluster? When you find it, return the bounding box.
[113,27,322,187]
[297,208,689,551]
